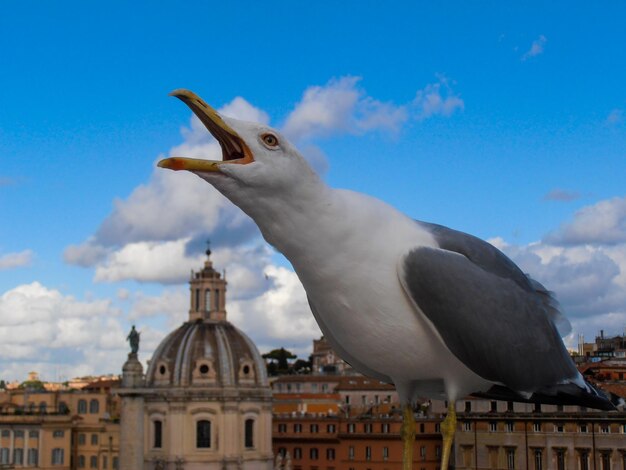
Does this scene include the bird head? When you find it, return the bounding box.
[158,90,320,199]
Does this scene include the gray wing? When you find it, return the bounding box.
[401,223,578,392]
[307,297,393,384]
[416,221,571,335]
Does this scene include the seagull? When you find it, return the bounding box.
[159,90,616,470]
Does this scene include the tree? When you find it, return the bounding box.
[262,347,297,374]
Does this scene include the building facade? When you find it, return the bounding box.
[118,249,274,470]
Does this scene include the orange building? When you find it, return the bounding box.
[273,412,441,470]
[0,378,120,469]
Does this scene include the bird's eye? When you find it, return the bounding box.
[261,133,279,148]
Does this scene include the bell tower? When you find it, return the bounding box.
[189,243,228,322]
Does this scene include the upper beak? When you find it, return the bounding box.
[158,89,253,172]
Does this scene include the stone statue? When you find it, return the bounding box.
[127,325,140,354]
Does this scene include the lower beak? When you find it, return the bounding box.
[158,89,253,172]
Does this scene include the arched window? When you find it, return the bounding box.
[89,399,99,414]
[90,456,97,468]
[214,290,220,311]
[58,402,69,414]
[205,289,211,312]
[78,399,87,414]
[78,455,86,468]
[244,419,254,448]
[153,420,162,448]
[196,420,211,448]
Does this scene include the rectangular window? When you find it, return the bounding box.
[310,448,318,460]
[27,449,38,466]
[29,430,39,438]
[580,424,588,433]
[381,423,390,433]
[294,423,302,433]
[490,401,497,412]
[53,430,64,437]
[348,446,354,460]
[436,446,441,458]
[347,423,355,433]
[600,452,611,470]
[600,424,610,433]
[489,422,497,432]
[154,420,162,448]
[294,448,302,460]
[507,401,514,412]
[420,446,426,461]
[244,419,254,449]
[383,446,389,461]
[278,424,287,433]
[555,424,564,433]
[465,401,472,412]
[326,448,335,461]
[0,449,9,465]
[506,448,515,469]
[435,423,441,433]
[555,450,565,470]
[533,422,541,432]
[14,430,24,438]
[533,449,542,470]
[310,424,319,433]
[327,424,336,433]
[90,455,98,468]
[464,421,472,431]
[13,448,24,465]
[579,451,590,470]
[52,448,64,465]
[91,434,98,445]
[506,422,514,432]
[78,433,86,445]
[365,446,371,461]
[364,423,372,433]
[102,455,108,469]
[196,420,211,448]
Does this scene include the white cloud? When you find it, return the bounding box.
[545,196,626,245]
[0,282,127,381]
[413,76,464,119]
[494,196,626,343]
[228,265,321,357]
[0,250,34,270]
[282,76,464,142]
[522,35,547,61]
[94,238,205,284]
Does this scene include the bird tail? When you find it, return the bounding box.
[473,380,621,411]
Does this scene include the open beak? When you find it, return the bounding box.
[158,89,253,172]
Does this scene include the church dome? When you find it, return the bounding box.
[145,247,268,388]
[145,319,268,387]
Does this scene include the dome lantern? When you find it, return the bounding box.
[189,245,227,322]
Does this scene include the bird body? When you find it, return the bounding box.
[232,183,493,402]
[159,89,616,413]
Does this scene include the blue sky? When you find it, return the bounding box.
[1,1,626,381]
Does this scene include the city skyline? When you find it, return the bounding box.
[2,1,626,380]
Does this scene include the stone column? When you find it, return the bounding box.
[119,353,145,470]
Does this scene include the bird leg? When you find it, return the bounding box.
[401,404,415,470]
[440,401,457,470]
